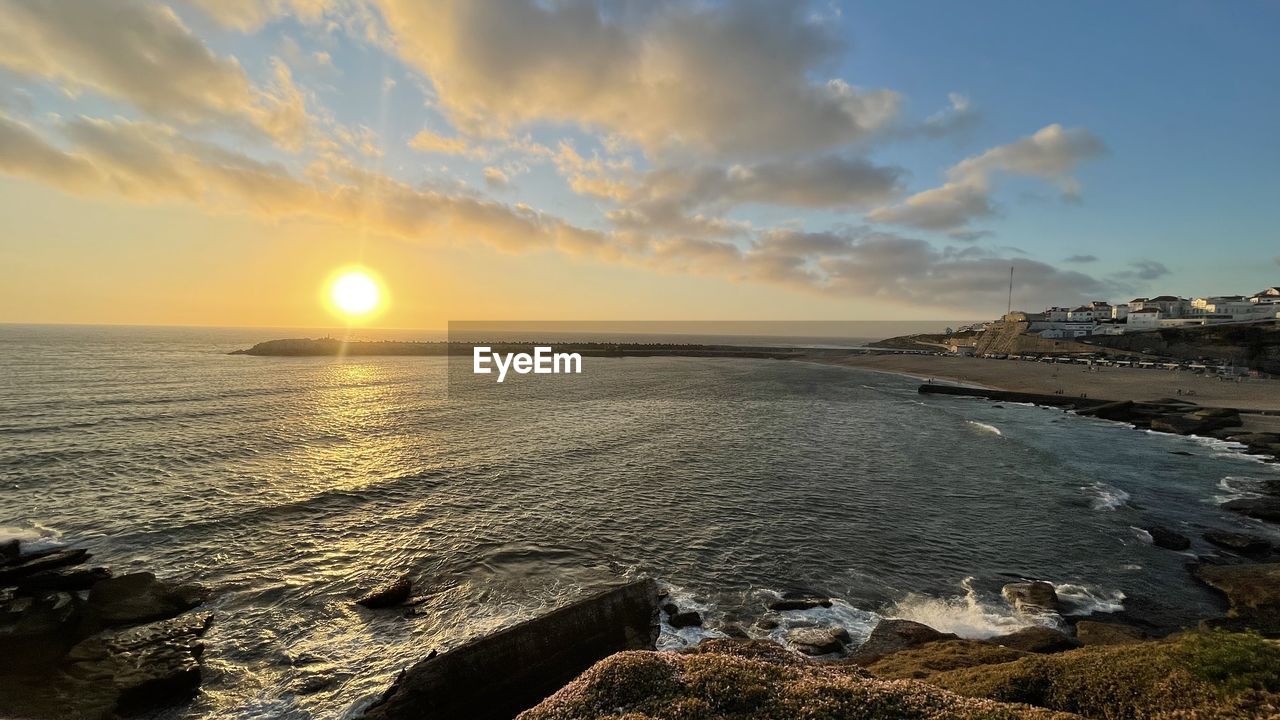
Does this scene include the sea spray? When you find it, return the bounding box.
[966,420,1003,436]
[1084,481,1131,511]
[887,577,1055,638]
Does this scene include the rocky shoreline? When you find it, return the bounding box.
[0,541,212,719]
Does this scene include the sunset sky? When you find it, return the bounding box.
[1,0,1277,328]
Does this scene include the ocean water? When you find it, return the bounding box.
[3,324,1280,719]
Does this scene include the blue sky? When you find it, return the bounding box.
[0,0,1276,326]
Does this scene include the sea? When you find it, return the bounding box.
[2,324,1279,719]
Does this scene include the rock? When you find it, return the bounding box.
[1150,413,1238,436]
[754,616,780,631]
[359,579,659,720]
[0,591,83,670]
[1190,407,1241,421]
[1001,581,1059,613]
[766,597,832,611]
[1074,620,1146,645]
[87,573,209,628]
[1203,531,1272,555]
[0,548,90,584]
[356,574,412,609]
[989,625,1079,653]
[1192,562,1280,633]
[0,539,18,561]
[1221,497,1280,523]
[15,567,112,594]
[61,611,212,718]
[847,619,956,665]
[667,610,702,629]
[1142,525,1191,551]
[719,624,751,639]
[787,626,850,656]
[1168,450,1194,456]
[1075,400,1136,421]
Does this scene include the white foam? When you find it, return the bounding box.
[888,577,1056,639]
[761,595,879,654]
[656,584,726,650]
[1130,526,1153,543]
[966,421,1003,436]
[1213,475,1266,503]
[0,522,62,550]
[1084,482,1130,511]
[1054,582,1125,615]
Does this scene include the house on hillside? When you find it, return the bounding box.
[1127,307,1161,330]
[1251,287,1280,305]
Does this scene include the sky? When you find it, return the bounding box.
[0,0,1277,329]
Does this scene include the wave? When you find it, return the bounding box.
[888,577,1054,638]
[966,421,1003,436]
[1214,475,1267,503]
[1084,482,1130,511]
[0,521,63,550]
[1130,526,1154,544]
[1054,582,1125,615]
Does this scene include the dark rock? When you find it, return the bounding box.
[847,619,956,665]
[720,624,751,639]
[667,610,702,629]
[87,573,209,628]
[767,598,832,611]
[1143,525,1191,551]
[1001,581,1059,613]
[660,602,679,616]
[359,579,659,720]
[787,626,850,656]
[15,567,112,594]
[0,548,89,584]
[1169,450,1195,456]
[0,540,18,561]
[0,591,83,670]
[1203,531,1272,555]
[989,625,1079,653]
[1221,497,1280,523]
[1192,562,1280,633]
[1150,413,1238,436]
[754,616,780,631]
[61,611,212,718]
[1190,407,1241,421]
[1076,400,1136,421]
[356,574,412,609]
[1074,620,1147,645]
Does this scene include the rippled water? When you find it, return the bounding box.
[3,324,1279,719]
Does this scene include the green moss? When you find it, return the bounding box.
[865,640,1028,680]
[1175,630,1280,695]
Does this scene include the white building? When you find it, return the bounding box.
[1131,295,1188,318]
[1190,295,1273,321]
[1127,307,1161,330]
[1111,303,1129,320]
[1045,307,1070,322]
[1067,305,1102,322]
[1250,287,1280,305]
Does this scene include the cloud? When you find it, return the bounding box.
[1064,254,1098,263]
[482,166,508,189]
[0,0,308,146]
[869,124,1106,231]
[408,129,473,156]
[376,0,900,159]
[1114,259,1171,280]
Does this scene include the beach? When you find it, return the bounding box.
[826,354,1280,420]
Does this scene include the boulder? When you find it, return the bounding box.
[1192,562,1280,633]
[1142,525,1191,551]
[1149,413,1238,436]
[667,610,702,629]
[1203,531,1272,555]
[1074,620,1146,645]
[355,574,412,609]
[1001,581,1059,613]
[0,539,18,561]
[787,626,850,656]
[766,597,831,611]
[1075,400,1136,421]
[754,616,780,631]
[61,611,212,718]
[86,573,209,628]
[989,625,1079,653]
[0,548,89,584]
[1221,497,1280,523]
[719,624,751,639]
[847,619,956,665]
[15,567,112,594]
[0,591,83,670]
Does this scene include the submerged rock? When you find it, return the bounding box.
[1142,525,1191,551]
[667,610,702,629]
[766,597,831,611]
[1002,581,1060,614]
[86,573,209,628]
[1203,531,1272,555]
[1074,620,1146,645]
[355,574,412,609]
[990,626,1079,654]
[1221,497,1280,523]
[15,567,112,594]
[0,540,18,561]
[847,619,956,664]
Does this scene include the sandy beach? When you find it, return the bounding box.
[824,354,1280,429]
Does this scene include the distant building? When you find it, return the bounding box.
[1127,307,1161,330]
[1045,306,1070,322]
[1111,303,1129,320]
[1190,295,1272,320]
[1250,287,1280,305]
[1067,305,1103,322]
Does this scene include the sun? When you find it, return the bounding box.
[325,267,385,321]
